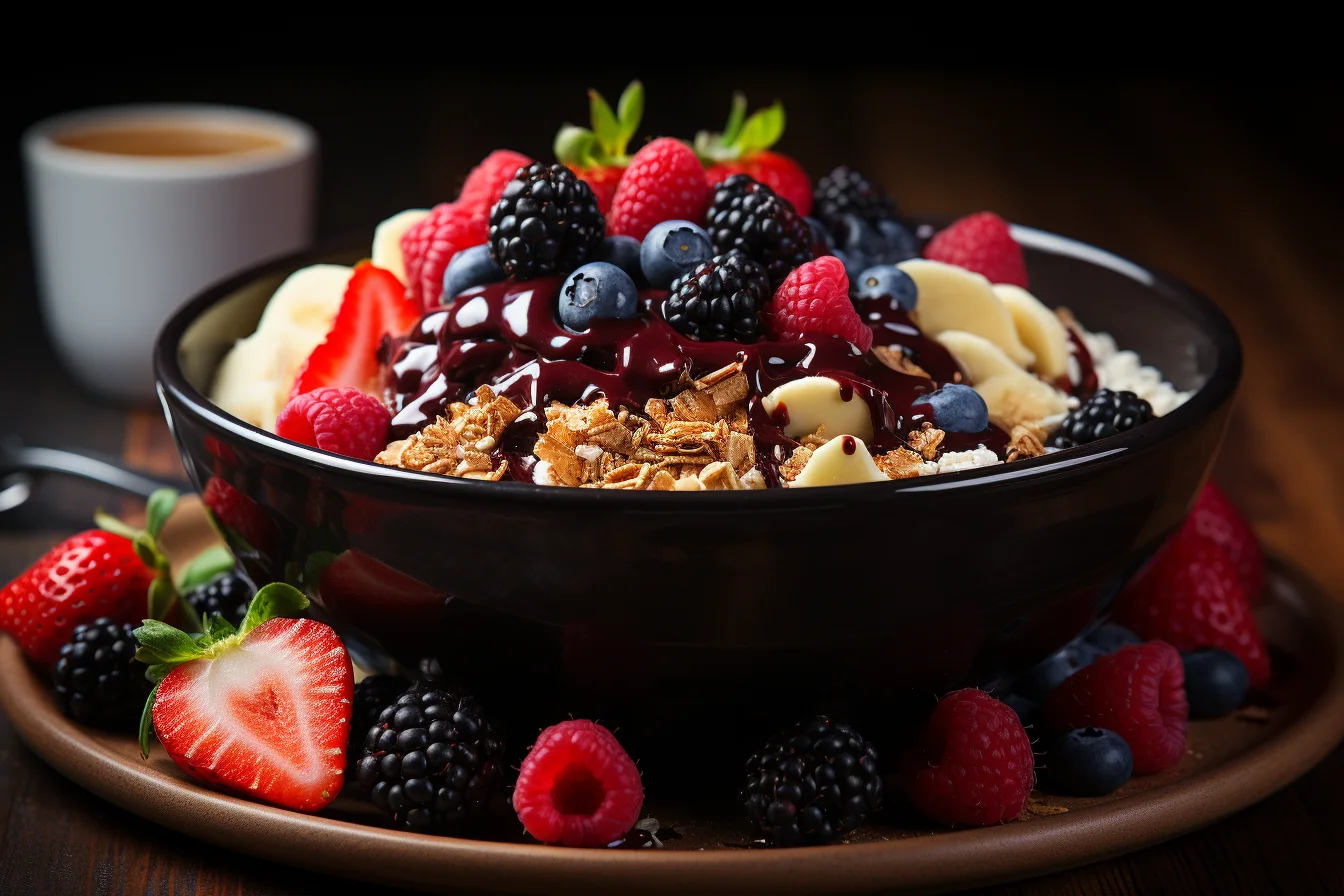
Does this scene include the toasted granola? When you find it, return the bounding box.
[906,422,946,461]
[1006,425,1047,462]
[873,345,931,380]
[376,386,520,480]
[876,447,937,479]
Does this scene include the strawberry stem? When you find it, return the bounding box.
[554,81,644,169]
[694,94,788,165]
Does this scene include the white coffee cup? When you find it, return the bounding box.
[22,105,318,402]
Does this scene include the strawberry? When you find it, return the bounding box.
[924,212,1029,289]
[458,149,534,216]
[763,255,873,351]
[135,583,353,813]
[291,261,421,397]
[399,202,490,310]
[1182,482,1264,602]
[607,138,711,242]
[1113,534,1271,688]
[554,81,643,214]
[696,94,812,216]
[1,489,187,669]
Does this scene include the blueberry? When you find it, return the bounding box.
[442,244,504,304]
[840,215,888,271]
[559,262,639,331]
[1003,692,1040,727]
[1013,639,1102,703]
[805,217,836,254]
[913,384,990,434]
[639,220,713,289]
[876,219,919,261]
[596,235,644,283]
[1085,623,1141,655]
[852,265,917,312]
[1182,648,1250,718]
[1045,727,1133,797]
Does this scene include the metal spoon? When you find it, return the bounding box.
[0,438,191,513]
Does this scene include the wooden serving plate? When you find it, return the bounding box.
[2,515,1341,894]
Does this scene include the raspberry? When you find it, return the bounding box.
[1044,642,1189,774]
[400,202,489,310]
[762,256,872,351]
[276,387,392,461]
[1112,535,1270,687]
[900,688,1035,826]
[512,719,644,847]
[458,150,534,215]
[1182,482,1264,602]
[924,211,1029,288]
[608,138,711,242]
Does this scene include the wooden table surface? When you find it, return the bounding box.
[2,71,1343,895]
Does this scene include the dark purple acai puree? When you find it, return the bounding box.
[379,276,1008,483]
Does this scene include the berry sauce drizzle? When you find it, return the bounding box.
[383,276,1007,483]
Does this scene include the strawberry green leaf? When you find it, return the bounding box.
[132,533,162,573]
[147,577,178,624]
[177,544,237,593]
[588,88,622,155]
[138,682,160,759]
[735,101,786,156]
[133,619,206,666]
[145,488,179,540]
[554,125,600,169]
[614,80,644,151]
[94,511,141,542]
[201,613,237,643]
[238,582,310,636]
[694,94,787,164]
[720,92,749,147]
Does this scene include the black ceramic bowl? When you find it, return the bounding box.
[155,223,1240,773]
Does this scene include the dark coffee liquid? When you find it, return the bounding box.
[55,126,285,157]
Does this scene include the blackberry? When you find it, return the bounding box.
[741,716,883,847]
[52,617,152,730]
[184,570,253,629]
[488,163,605,280]
[1049,389,1154,449]
[346,674,408,777]
[813,166,900,238]
[356,686,504,832]
[662,250,768,343]
[705,175,813,287]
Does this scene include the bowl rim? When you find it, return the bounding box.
[153,221,1243,506]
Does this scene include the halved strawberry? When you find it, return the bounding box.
[695,94,812,216]
[554,80,643,214]
[135,583,353,813]
[290,261,419,398]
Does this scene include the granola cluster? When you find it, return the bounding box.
[532,362,764,490]
[376,386,521,480]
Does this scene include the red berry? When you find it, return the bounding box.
[201,476,278,557]
[1,531,153,668]
[1112,536,1270,687]
[608,138,711,242]
[900,688,1035,826]
[1182,482,1264,602]
[706,151,812,217]
[276,386,391,461]
[924,212,1029,288]
[1044,642,1189,774]
[763,256,873,351]
[459,150,534,215]
[575,165,623,214]
[292,262,422,396]
[399,203,489,310]
[512,719,644,847]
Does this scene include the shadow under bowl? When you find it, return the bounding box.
[154,222,1240,775]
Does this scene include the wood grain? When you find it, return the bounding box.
[2,73,1342,895]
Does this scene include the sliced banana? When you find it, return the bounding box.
[210,264,353,433]
[790,435,888,487]
[935,330,1022,383]
[974,372,1070,432]
[761,376,873,442]
[994,284,1070,380]
[371,209,430,285]
[899,259,1035,368]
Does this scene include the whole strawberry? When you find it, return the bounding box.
[1182,482,1264,602]
[924,211,1029,289]
[1,490,188,669]
[1045,642,1189,775]
[399,202,489,309]
[763,256,873,351]
[554,81,643,214]
[458,149,534,217]
[1113,535,1270,688]
[696,94,812,216]
[900,688,1035,826]
[608,138,712,242]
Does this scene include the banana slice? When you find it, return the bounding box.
[790,435,889,487]
[899,259,1035,368]
[974,372,1070,432]
[210,264,353,433]
[761,376,874,442]
[935,330,1022,384]
[371,209,430,285]
[994,284,1070,380]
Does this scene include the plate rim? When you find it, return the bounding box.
[2,557,1342,895]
